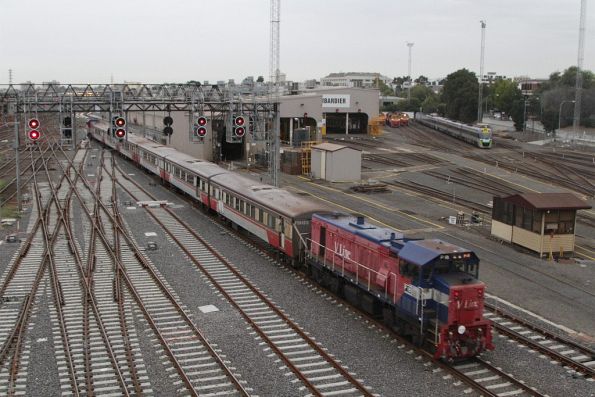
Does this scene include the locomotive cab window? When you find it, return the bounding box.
[399,260,419,279]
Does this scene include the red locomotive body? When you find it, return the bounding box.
[308,213,494,360]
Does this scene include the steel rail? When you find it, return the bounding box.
[29,148,81,397]
[110,157,375,397]
[485,303,594,378]
[41,142,131,396]
[52,145,250,397]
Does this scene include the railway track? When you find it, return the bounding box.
[107,147,569,397]
[484,303,595,379]
[108,155,375,397]
[53,147,252,396]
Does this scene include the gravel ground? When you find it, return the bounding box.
[0,204,33,278]
[117,192,315,396]
[113,153,477,397]
[26,280,62,397]
[482,332,595,397]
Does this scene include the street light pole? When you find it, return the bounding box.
[557,100,575,141]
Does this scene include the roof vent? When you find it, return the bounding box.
[356,215,365,225]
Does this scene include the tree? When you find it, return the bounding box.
[441,69,479,123]
[509,100,525,131]
[540,109,559,133]
[256,76,264,83]
[376,77,395,96]
[415,75,429,85]
[489,79,522,115]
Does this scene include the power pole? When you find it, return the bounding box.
[477,20,486,123]
[269,0,281,187]
[406,42,414,102]
[8,69,13,85]
[573,0,587,132]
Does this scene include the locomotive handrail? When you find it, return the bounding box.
[307,238,398,303]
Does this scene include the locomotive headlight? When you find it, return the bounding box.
[457,325,466,335]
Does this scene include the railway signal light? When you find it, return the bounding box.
[28,129,41,141]
[114,117,126,128]
[27,118,41,142]
[112,115,127,138]
[163,115,173,136]
[62,116,73,139]
[233,115,246,138]
[195,116,208,137]
[28,118,40,129]
[115,128,126,139]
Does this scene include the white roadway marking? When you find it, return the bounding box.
[486,293,579,335]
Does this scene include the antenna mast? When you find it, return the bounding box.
[573,0,587,132]
[269,0,281,187]
[477,20,486,123]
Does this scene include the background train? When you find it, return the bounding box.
[384,112,410,128]
[89,122,494,360]
[415,113,493,148]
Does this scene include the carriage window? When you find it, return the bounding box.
[284,220,293,238]
[268,215,276,229]
[250,205,255,219]
[262,212,268,225]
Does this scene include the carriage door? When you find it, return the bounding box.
[319,226,326,259]
[279,218,285,250]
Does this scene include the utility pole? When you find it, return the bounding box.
[477,20,486,123]
[8,69,13,85]
[269,0,281,187]
[13,105,21,212]
[406,42,414,102]
[573,0,587,132]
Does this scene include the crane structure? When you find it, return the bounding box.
[269,0,281,187]
[573,0,587,132]
[477,20,486,123]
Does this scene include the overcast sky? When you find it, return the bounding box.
[0,0,593,84]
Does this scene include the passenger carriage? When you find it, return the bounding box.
[210,172,328,259]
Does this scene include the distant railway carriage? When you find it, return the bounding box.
[89,119,493,361]
[415,113,493,148]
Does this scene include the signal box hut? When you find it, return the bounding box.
[491,193,591,257]
[311,143,361,182]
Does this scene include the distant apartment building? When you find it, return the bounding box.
[514,76,545,96]
[321,72,391,88]
[481,72,507,84]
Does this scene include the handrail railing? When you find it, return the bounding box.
[307,238,398,304]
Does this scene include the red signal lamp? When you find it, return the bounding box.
[28,118,40,129]
[115,128,126,138]
[234,116,245,126]
[197,116,207,126]
[115,117,126,127]
[235,127,246,137]
[28,129,40,141]
[197,126,207,137]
